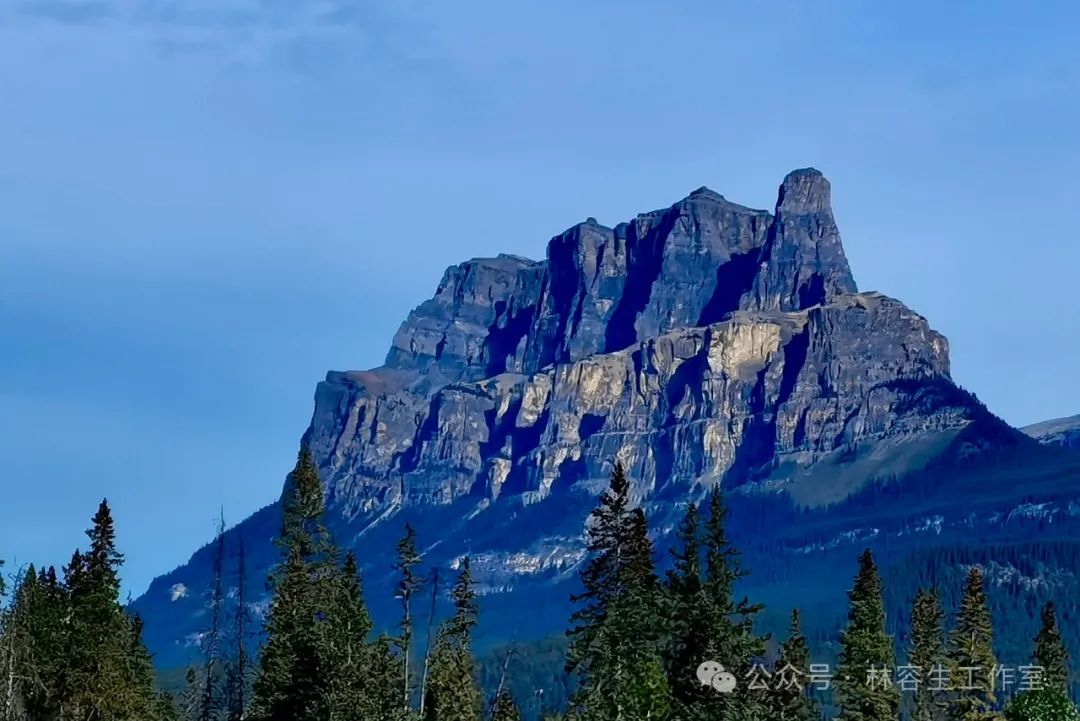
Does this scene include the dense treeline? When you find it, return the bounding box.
[2,454,1077,721]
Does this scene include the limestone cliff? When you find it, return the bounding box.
[307,169,977,516]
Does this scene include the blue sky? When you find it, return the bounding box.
[2,0,1079,596]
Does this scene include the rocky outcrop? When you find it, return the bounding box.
[306,169,982,516]
[1023,414,1080,449]
[136,168,1079,672]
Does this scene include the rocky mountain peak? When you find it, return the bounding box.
[304,170,986,515]
[777,167,831,213]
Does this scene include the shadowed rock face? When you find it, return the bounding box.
[306,169,978,515]
[136,169,1080,672]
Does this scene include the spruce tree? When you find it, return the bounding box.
[836,549,899,721]
[61,500,168,720]
[567,463,671,721]
[909,587,947,721]
[423,558,482,721]
[394,522,424,713]
[947,567,998,721]
[699,486,766,721]
[224,533,250,721]
[1032,601,1069,694]
[771,610,819,721]
[491,688,523,721]
[662,502,709,715]
[249,448,330,721]
[317,550,377,721]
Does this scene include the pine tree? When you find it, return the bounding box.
[1032,601,1069,694]
[249,448,330,721]
[567,463,671,721]
[423,557,482,721]
[394,522,424,713]
[947,567,998,721]
[698,486,767,721]
[771,610,818,721]
[909,587,947,721]
[836,549,898,721]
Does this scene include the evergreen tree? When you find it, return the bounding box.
[662,502,710,716]
[909,587,947,721]
[835,549,899,721]
[394,522,424,713]
[423,557,482,721]
[491,688,523,721]
[698,486,767,721]
[224,533,251,721]
[200,512,228,721]
[1004,689,1079,721]
[771,610,818,721]
[1032,601,1069,694]
[317,550,376,721]
[567,463,670,721]
[63,499,168,720]
[947,567,999,721]
[249,448,330,721]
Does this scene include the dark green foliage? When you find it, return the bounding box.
[836,550,899,721]
[770,610,819,721]
[491,688,523,721]
[423,558,482,721]
[909,587,947,721]
[662,502,709,714]
[0,501,171,720]
[1033,602,1069,694]
[1005,689,1079,721]
[567,462,670,721]
[696,487,768,721]
[947,567,999,721]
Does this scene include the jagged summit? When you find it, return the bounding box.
[305,170,982,515]
[134,169,1072,671]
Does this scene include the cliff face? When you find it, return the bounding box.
[138,169,1080,671]
[307,169,971,516]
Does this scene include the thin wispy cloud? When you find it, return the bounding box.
[7,0,436,71]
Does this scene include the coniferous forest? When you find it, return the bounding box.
[2,451,1077,721]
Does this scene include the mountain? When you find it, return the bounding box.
[133,170,1080,692]
[1024,414,1080,449]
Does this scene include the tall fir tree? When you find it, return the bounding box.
[947,568,999,721]
[698,486,766,721]
[909,587,947,721]
[63,500,168,720]
[316,550,377,721]
[1032,601,1069,694]
[249,447,330,721]
[662,502,710,717]
[423,557,482,721]
[394,522,425,713]
[835,549,899,721]
[770,610,819,721]
[567,463,671,721]
[224,533,251,721]
[490,688,523,721]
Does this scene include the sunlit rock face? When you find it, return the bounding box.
[305,169,979,516]
[136,169,1078,673]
